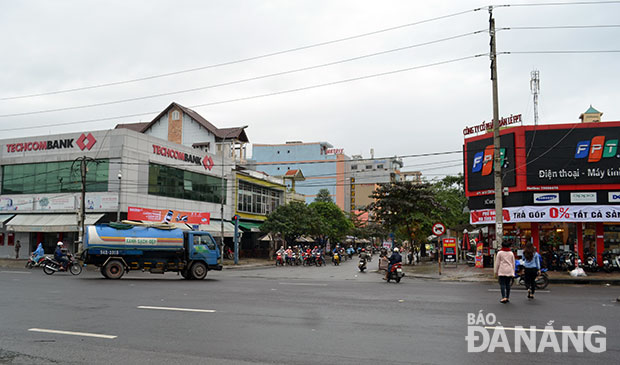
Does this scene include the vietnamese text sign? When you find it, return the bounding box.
[471,205,620,224]
[443,238,457,263]
[128,206,210,224]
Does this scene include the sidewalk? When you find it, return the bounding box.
[402,260,620,285]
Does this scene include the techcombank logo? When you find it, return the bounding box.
[472,146,506,176]
[575,136,618,162]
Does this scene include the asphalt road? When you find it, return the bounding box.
[1,258,618,364]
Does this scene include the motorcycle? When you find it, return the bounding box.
[26,253,47,269]
[358,257,367,272]
[466,252,476,267]
[386,262,404,283]
[332,252,340,266]
[275,253,284,266]
[315,253,324,267]
[510,259,549,290]
[583,253,598,272]
[42,254,82,275]
[302,252,313,266]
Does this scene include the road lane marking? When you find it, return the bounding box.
[0,271,32,274]
[278,282,328,286]
[488,289,550,293]
[137,305,216,313]
[28,328,117,339]
[484,326,601,335]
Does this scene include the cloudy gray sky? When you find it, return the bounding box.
[1,0,619,179]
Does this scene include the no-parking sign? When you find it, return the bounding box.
[432,222,446,236]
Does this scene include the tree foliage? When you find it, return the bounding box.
[309,201,353,244]
[314,188,333,203]
[261,201,320,246]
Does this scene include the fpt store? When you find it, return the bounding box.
[0,128,231,258]
[464,116,620,266]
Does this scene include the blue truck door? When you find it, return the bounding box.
[189,233,219,265]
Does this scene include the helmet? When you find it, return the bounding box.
[57,241,64,246]
[393,247,399,252]
[314,246,318,249]
[361,248,366,252]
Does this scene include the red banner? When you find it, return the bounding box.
[127,206,210,225]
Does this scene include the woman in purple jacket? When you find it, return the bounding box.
[494,241,515,303]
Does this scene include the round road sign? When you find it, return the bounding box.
[432,222,446,236]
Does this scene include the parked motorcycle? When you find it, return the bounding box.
[602,251,620,272]
[510,259,549,290]
[42,254,82,275]
[466,252,476,267]
[315,253,324,267]
[583,253,598,272]
[386,262,404,283]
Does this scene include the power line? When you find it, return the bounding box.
[501,24,620,30]
[0,54,485,132]
[0,8,480,101]
[0,31,486,118]
[499,1,620,8]
[501,50,620,54]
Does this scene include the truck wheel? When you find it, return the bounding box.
[180,269,192,280]
[190,262,207,280]
[104,260,125,280]
[100,268,109,279]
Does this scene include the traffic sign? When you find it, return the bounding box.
[432,222,446,236]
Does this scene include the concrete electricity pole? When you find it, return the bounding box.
[489,7,503,249]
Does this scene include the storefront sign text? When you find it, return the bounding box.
[471,205,620,224]
[463,114,522,136]
[152,144,213,170]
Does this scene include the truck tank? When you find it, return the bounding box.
[85,225,185,251]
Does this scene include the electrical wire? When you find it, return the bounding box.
[0,8,480,101]
[0,31,486,118]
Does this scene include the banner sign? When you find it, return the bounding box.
[465,132,516,192]
[525,127,620,186]
[475,241,484,268]
[443,238,457,263]
[127,206,210,224]
[471,205,620,224]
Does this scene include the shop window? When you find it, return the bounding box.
[0,233,3,246]
[148,163,224,204]
[7,233,14,246]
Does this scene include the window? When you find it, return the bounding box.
[351,165,357,170]
[148,163,224,204]
[237,180,282,215]
[1,160,109,194]
[172,110,180,120]
[365,165,372,170]
[377,164,383,169]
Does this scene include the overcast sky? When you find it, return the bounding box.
[1,0,619,180]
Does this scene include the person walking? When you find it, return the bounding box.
[494,241,515,303]
[14,240,21,259]
[521,243,541,299]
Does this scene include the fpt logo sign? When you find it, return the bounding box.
[472,146,506,176]
[575,136,618,162]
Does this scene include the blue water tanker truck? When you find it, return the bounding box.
[82,223,221,280]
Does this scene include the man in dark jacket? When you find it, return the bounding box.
[384,247,402,280]
[54,242,69,270]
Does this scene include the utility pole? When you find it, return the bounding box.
[116,170,122,222]
[220,141,226,266]
[489,7,503,249]
[79,157,87,253]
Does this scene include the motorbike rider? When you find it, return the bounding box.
[54,241,69,270]
[384,247,403,280]
[32,242,45,262]
[359,248,370,261]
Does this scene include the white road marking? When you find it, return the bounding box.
[137,305,216,313]
[488,289,550,293]
[0,271,32,274]
[28,328,117,339]
[278,282,328,286]
[484,326,601,335]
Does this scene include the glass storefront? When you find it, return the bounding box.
[2,160,109,194]
[604,223,620,253]
[237,180,283,215]
[148,163,224,204]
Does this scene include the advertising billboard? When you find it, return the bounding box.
[525,126,620,186]
[465,133,516,193]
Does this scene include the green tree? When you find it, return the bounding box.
[367,181,440,256]
[314,188,333,203]
[309,201,353,245]
[432,174,469,233]
[261,201,320,247]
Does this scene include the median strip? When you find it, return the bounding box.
[137,305,216,313]
[28,328,117,339]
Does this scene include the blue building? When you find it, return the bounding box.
[252,141,350,210]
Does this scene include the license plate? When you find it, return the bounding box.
[397,268,402,272]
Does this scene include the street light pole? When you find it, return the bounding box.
[116,170,122,222]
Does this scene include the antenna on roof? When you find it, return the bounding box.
[530,70,540,125]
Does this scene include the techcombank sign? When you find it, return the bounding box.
[5,133,97,153]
